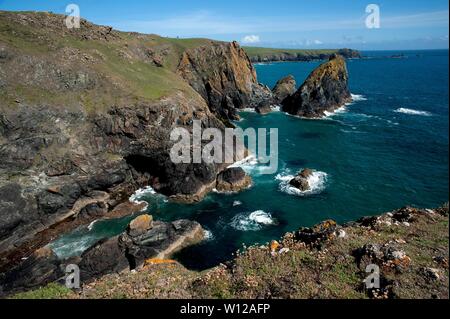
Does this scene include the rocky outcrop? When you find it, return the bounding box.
[0,11,265,277]
[0,247,64,296]
[247,48,362,63]
[73,204,448,300]
[79,215,204,281]
[216,167,252,193]
[0,214,203,295]
[272,75,296,104]
[177,41,273,121]
[289,168,313,191]
[282,54,352,118]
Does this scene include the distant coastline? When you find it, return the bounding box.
[243,47,362,63]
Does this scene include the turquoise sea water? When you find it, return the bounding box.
[51,50,449,270]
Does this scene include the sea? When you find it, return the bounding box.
[50,49,449,270]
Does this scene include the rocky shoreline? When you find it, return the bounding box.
[7,204,448,299]
[1,11,439,299]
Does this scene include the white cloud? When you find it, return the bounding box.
[313,39,323,45]
[113,9,449,37]
[241,35,260,44]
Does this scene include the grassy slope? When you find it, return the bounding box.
[0,11,214,113]
[12,206,448,299]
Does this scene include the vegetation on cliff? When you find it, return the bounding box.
[0,10,267,277]
[11,205,449,299]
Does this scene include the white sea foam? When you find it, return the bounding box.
[227,155,261,176]
[129,186,159,211]
[87,220,97,231]
[394,108,431,116]
[351,94,368,102]
[323,105,348,117]
[203,229,214,241]
[230,210,276,231]
[271,105,281,112]
[50,236,97,259]
[233,200,242,206]
[275,169,328,196]
[239,108,257,113]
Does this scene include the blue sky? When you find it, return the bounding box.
[0,0,448,50]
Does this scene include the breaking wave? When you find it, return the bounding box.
[230,210,276,231]
[129,186,158,211]
[351,94,368,102]
[394,108,432,116]
[275,169,328,196]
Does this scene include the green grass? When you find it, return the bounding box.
[10,283,75,299]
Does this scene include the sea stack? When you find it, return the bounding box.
[282,54,352,118]
[272,75,297,104]
[289,168,314,191]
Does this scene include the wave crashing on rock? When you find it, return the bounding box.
[230,210,276,231]
[276,169,328,196]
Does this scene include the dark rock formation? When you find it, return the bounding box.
[272,75,296,103]
[289,168,313,191]
[216,167,252,193]
[295,220,337,248]
[255,101,273,115]
[282,54,352,118]
[0,247,64,296]
[79,215,204,281]
[0,11,266,274]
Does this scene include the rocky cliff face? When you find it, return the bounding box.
[282,54,352,118]
[272,75,297,104]
[0,11,266,275]
[177,41,273,121]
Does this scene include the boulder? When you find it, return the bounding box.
[255,101,272,115]
[216,167,252,193]
[272,75,296,103]
[289,168,313,191]
[128,214,153,237]
[282,54,352,118]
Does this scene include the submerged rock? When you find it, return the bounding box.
[282,54,352,118]
[289,168,313,191]
[216,167,252,193]
[272,75,296,103]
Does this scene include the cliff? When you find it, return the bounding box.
[0,11,267,274]
[244,47,362,63]
[178,41,273,121]
[10,204,449,299]
[282,54,352,117]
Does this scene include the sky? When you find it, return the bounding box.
[0,0,448,50]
